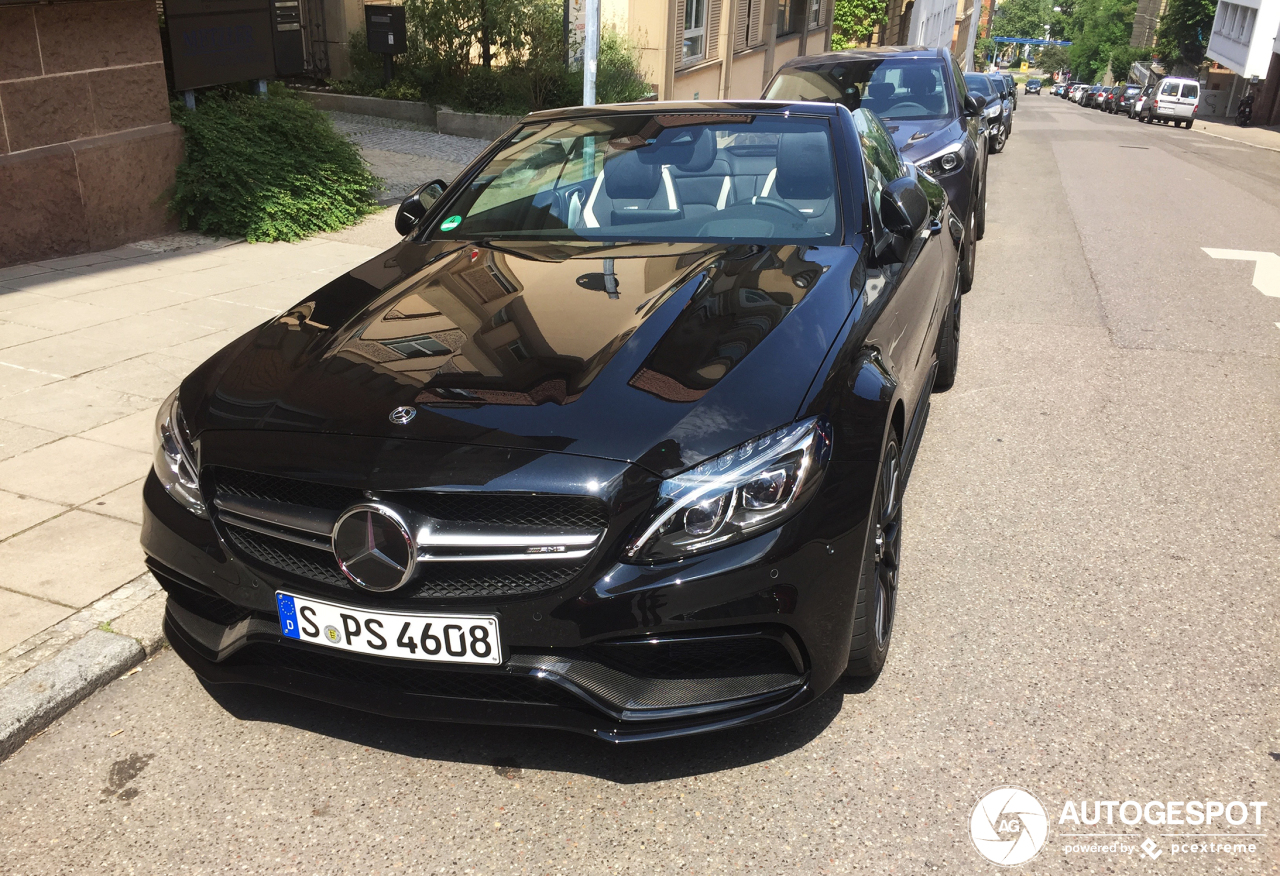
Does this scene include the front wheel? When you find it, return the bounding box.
[1185,119,1194,129]
[959,209,976,293]
[844,436,902,678]
[975,171,987,241]
[934,269,961,392]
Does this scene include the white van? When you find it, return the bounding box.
[1142,77,1200,128]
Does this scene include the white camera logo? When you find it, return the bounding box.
[970,787,1050,866]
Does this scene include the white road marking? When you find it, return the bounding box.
[1201,248,1280,298]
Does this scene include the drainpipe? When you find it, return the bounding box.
[663,1,677,99]
[721,0,739,97]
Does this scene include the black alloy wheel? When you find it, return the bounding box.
[959,208,976,293]
[933,268,961,392]
[975,164,987,240]
[845,436,903,678]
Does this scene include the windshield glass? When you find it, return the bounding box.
[766,59,953,121]
[431,113,844,244]
[964,74,994,96]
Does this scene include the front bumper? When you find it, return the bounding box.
[143,464,870,741]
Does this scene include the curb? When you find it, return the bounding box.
[1190,124,1280,154]
[0,629,146,762]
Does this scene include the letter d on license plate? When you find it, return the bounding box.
[276,592,501,665]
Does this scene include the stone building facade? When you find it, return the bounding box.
[0,0,182,267]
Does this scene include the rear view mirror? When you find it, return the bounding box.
[964,93,987,116]
[395,179,447,236]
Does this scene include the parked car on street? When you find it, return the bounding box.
[1051,82,1066,96]
[1085,86,1106,108]
[765,46,989,288]
[965,72,1009,153]
[1003,73,1018,110]
[1025,78,1042,94]
[144,100,965,741]
[1129,84,1156,118]
[1114,83,1143,114]
[1069,84,1088,103]
[986,70,1016,139]
[1102,85,1122,112]
[1141,76,1200,127]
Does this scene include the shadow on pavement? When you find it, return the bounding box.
[200,674,878,783]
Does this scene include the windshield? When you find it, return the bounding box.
[964,74,994,96]
[430,113,843,244]
[766,59,954,121]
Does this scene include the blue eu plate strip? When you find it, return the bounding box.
[276,593,300,639]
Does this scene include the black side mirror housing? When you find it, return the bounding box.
[879,176,930,260]
[395,179,447,236]
[964,93,987,116]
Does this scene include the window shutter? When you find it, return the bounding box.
[676,0,686,66]
[707,0,722,60]
[748,0,761,46]
[735,0,749,50]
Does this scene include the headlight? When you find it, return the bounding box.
[624,417,831,563]
[916,143,965,177]
[154,388,206,517]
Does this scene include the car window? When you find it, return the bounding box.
[1160,81,1179,96]
[1181,83,1199,99]
[853,108,904,183]
[963,74,993,96]
[432,113,846,244]
[766,58,954,121]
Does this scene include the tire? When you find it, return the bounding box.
[844,434,903,678]
[974,169,987,241]
[990,127,1006,154]
[933,269,961,392]
[959,208,976,293]
[1185,119,1193,129]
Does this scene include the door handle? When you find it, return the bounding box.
[928,219,943,236]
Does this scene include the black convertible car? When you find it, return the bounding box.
[144,101,961,741]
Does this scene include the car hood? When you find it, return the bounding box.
[184,239,861,478]
[883,117,961,160]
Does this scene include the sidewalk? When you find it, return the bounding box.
[1192,114,1280,152]
[0,112,489,757]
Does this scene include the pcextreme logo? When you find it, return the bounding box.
[968,787,1269,866]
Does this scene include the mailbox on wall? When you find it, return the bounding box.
[365,5,407,55]
[164,0,305,90]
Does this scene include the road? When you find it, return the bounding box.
[1,96,1277,875]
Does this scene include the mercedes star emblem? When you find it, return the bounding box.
[389,406,416,425]
[332,504,416,592]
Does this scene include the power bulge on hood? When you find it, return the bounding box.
[764,46,988,293]
[143,102,962,741]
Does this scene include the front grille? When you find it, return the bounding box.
[228,525,587,598]
[228,643,587,709]
[209,468,607,530]
[585,635,798,679]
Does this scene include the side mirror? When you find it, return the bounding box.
[964,93,987,116]
[879,176,930,256]
[395,179,447,236]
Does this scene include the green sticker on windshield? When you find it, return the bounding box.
[440,215,462,231]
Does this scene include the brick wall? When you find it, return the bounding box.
[0,0,183,267]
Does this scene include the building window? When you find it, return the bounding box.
[809,0,821,27]
[684,0,707,61]
[777,0,806,35]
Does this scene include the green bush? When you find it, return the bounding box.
[170,93,382,243]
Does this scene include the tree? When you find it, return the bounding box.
[831,0,889,49]
[974,36,997,69]
[1065,0,1135,82]
[1153,0,1217,71]
[1035,44,1071,75]
[991,0,1056,39]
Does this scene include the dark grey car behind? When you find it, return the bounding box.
[764,46,988,292]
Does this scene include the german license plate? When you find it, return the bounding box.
[275,591,501,666]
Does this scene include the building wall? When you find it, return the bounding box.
[1132,0,1167,48]
[1206,0,1280,78]
[0,0,182,268]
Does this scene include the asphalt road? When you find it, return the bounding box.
[1,96,1277,875]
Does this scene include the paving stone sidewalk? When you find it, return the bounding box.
[1193,115,1280,152]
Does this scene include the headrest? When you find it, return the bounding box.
[903,68,935,95]
[604,150,661,200]
[868,81,894,101]
[842,84,862,108]
[673,128,717,172]
[774,132,834,201]
[636,126,711,169]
